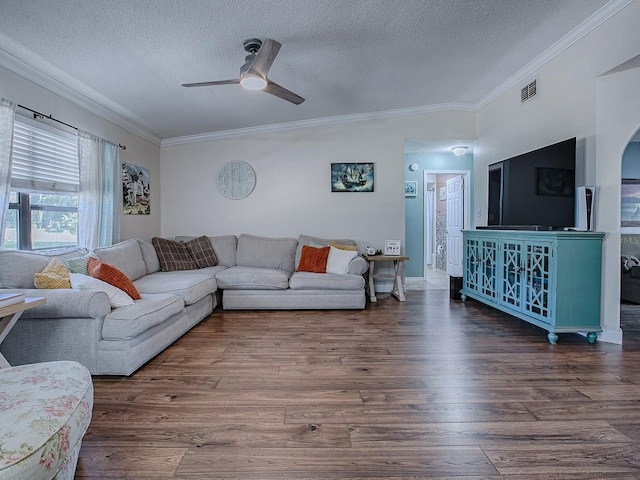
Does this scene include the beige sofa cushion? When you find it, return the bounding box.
[137,239,161,274]
[215,266,290,290]
[94,239,147,281]
[134,271,217,305]
[102,293,184,340]
[289,271,365,290]
[236,234,298,273]
[0,248,85,288]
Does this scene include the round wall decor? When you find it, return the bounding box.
[217,161,256,199]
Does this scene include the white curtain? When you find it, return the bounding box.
[77,130,120,249]
[0,98,16,248]
[425,188,435,265]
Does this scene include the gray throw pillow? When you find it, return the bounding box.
[66,252,98,275]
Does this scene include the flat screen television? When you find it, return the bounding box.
[486,138,576,230]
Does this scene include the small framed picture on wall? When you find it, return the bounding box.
[405,181,417,197]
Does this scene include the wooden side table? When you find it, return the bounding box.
[0,296,46,368]
[364,255,409,302]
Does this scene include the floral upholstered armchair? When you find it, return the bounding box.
[0,361,93,480]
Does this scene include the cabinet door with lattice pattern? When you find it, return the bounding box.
[523,241,554,323]
[499,240,523,309]
[479,238,498,299]
[464,237,481,295]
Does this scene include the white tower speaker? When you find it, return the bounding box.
[574,186,594,231]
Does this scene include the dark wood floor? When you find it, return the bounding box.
[77,291,640,479]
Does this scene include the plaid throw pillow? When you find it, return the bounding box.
[152,237,198,272]
[183,235,217,268]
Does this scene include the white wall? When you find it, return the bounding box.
[0,65,162,241]
[475,1,640,343]
[160,111,476,252]
[596,67,640,344]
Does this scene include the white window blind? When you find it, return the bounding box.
[11,116,79,193]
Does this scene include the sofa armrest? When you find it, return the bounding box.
[348,256,368,276]
[1,288,111,319]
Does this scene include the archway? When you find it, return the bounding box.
[620,130,640,336]
[595,65,640,344]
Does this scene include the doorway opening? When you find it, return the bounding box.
[619,127,640,339]
[423,169,471,290]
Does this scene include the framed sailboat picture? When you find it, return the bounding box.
[331,163,374,192]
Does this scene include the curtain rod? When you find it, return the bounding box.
[17,104,127,150]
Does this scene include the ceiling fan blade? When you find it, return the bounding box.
[248,38,281,78]
[182,79,240,87]
[264,80,305,105]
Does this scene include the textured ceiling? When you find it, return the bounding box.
[0,0,615,142]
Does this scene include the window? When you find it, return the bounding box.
[3,116,79,250]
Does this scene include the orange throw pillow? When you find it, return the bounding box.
[87,257,141,300]
[297,245,330,273]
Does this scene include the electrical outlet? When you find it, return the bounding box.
[476,208,482,218]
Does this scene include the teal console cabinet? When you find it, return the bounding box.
[461,230,604,344]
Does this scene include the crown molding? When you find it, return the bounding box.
[161,102,476,146]
[475,0,634,111]
[2,0,630,147]
[0,48,161,145]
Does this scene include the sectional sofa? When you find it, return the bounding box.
[0,234,367,375]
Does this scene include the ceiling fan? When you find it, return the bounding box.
[182,38,305,105]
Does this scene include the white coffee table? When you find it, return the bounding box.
[0,296,46,367]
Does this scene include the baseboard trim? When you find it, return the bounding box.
[587,328,623,345]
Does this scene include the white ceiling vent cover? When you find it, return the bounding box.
[521,79,537,103]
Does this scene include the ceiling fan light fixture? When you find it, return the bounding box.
[240,74,267,90]
[182,38,304,104]
[452,146,468,156]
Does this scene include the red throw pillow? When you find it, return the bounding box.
[297,245,330,273]
[87,257,141,300]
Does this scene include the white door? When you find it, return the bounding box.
[425,188,435,266]
[446,175,464,277]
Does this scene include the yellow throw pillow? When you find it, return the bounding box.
[34,258,71,289]
[329,241,358,252]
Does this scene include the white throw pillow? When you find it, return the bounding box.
[325,246,358,275]
[70,273,135,308]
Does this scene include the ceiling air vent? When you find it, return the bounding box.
[521,79,537,103]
